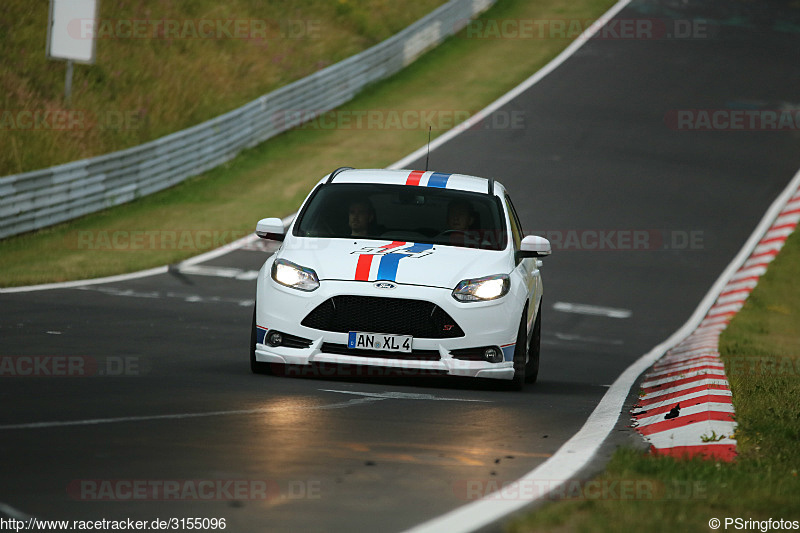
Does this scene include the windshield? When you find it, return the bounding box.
[293,183,508,250]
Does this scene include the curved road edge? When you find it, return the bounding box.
[633,171,800,459]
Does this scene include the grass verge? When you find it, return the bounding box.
[0,0,447,175]
[0,0,617,287]
[507,229,800,532]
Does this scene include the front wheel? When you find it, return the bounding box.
[525,305,541,384]
[505,312,528,391]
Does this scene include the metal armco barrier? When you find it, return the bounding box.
[0,0,495,239]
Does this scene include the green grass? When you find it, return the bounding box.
[0,0,448,175]
[507,230,800,532]
[0,0,618,287]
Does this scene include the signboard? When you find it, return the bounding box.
[47,0,98,64]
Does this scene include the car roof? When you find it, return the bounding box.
[317,168,504,197]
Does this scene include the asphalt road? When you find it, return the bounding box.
[1,0,799,531]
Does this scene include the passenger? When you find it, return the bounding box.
[446,200,475,232]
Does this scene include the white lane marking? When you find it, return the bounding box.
[320,389,491,402]
[175,264,260,280]
[553,332,623,345]
[553,302,632,319]
[0,266,169,294]
[76,286,253,306]
[0,396,395,431]
[0,215,289,294]
[0,391,488,431]
[0,502,34,520]
[78,286,160,299]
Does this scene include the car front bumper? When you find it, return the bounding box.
[254,270,523,380]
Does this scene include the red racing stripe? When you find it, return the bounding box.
[406,170,424,186]
[355,255,373,281]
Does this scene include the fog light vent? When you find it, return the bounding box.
[484,347,503,363]
[267,331,283,347]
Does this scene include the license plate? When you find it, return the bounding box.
[348,331,413,353]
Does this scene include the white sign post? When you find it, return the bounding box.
[47,0,98,105]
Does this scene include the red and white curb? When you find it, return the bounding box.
[632,185,800,461]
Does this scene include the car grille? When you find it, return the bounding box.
[302,295,464,339]
[321,342,441,361]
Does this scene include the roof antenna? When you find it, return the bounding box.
[424,126,431,172]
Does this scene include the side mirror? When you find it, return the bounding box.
[256,218,286,241]
[517,235,551,259]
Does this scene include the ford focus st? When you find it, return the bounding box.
[250,167,551,390]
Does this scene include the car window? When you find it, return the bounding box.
[293,183,508,250]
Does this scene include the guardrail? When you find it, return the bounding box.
[0,0,495,240]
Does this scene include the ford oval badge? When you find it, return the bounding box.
[373,281,397,290]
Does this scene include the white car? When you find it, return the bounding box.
[250,168,550,389]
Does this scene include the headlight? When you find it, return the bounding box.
[271,259,320,291]
[452,274,510,302]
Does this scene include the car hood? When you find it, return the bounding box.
[278,237,512,289]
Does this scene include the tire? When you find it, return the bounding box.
[250,305,272,375]
[525,305,541,384]
[506,312,528,391]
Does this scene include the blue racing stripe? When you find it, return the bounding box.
[375,243,434,281]
[256,327,268,344]
[427,172,451,188]
[376,253,403,281]
[403,243,434,254]
[501,344,516,362]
